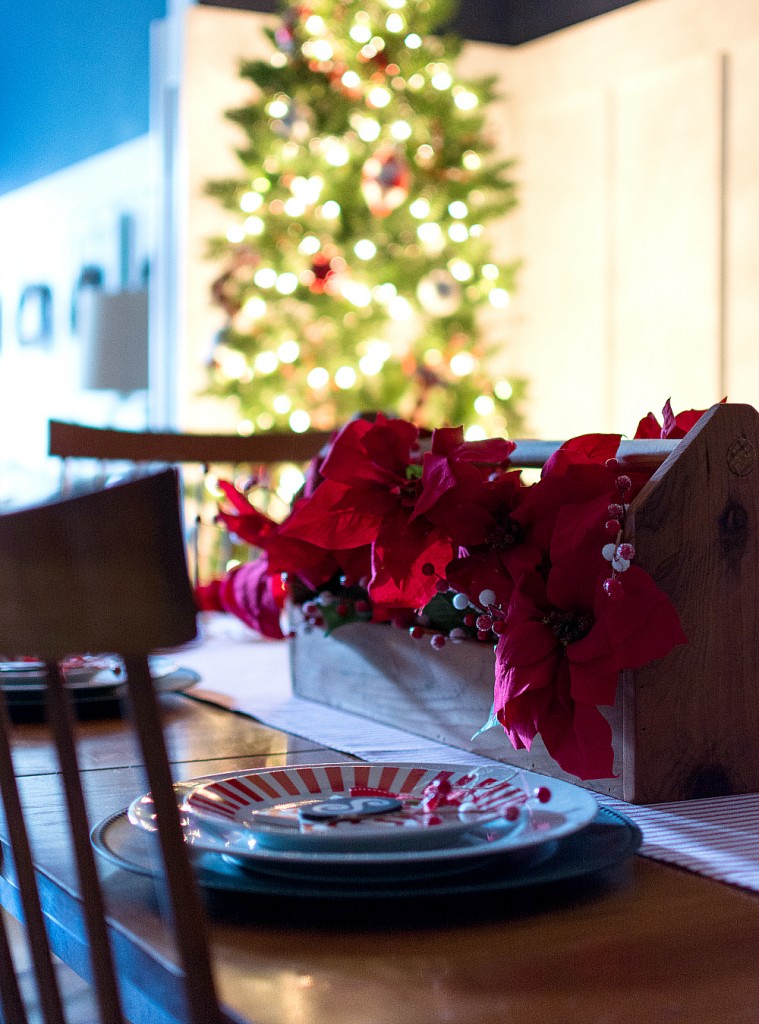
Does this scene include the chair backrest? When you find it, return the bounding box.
[48,419,333,467]
[0,469,225,1023]
[48,419,336,588]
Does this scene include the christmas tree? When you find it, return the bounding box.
[205,0,523,439]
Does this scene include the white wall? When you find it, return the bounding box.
[0,137,156,500]
[504,0,759,436]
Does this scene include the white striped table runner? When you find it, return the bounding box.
[182,618,759,894]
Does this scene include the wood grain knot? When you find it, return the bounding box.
[685,764,733,799]
[726,436,756,476]
[717,500,749,571]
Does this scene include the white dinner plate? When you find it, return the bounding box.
[0,656,200,705]
[0,657,107,686]
[127,762,598,874]
[171,762,532,852]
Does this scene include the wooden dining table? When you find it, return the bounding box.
[1,636,758,1024]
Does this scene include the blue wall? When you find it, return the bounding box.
[0,0,166,195]
[0,1,638,197]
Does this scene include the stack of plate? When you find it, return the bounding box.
[0,656,200,708]
[92,762,642,900]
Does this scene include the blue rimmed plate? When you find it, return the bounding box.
[93,804,641,898]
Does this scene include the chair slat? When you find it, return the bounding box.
[0,469,223,1023]
[44,664,126,1024]
[48,419,333,465]
[0,690,66,1024]
[124,656,226,1024]
[0,910,30,1024]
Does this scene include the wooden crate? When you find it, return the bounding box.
[291,403,759,803]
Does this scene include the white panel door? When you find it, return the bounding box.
[612,53,723,433]
[724,40,759,408]
[510,90,610,438]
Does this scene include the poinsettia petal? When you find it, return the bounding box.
[453,438,516,463]
[445,552,514,609]
[634,412,663,439]
[318,418,378,484]
[438,502,498,546]
[194,578,224,612]
[362,416,419,480]
[547,501,609,610]
[280,480,382,548]
[568,567,687,693]
[369,519,452,607]
[430,425,464,455]
[219,559,285,639]
[497,620,558,672]
[264,534,337,590]
[217,478,257,515]
[412,454,460,520]
[560,433,621,464]
[495,687,542,749]
[539,699,615,780]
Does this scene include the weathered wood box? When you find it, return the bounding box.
[291,403,759,804]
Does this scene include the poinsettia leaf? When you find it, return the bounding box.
[319,601,373,635]
[421,592,468,632]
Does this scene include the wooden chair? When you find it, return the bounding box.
[48,419,335,586]
[48,419,334,468]
[0,468,225,1023]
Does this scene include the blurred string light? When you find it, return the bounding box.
[206,0,521,440]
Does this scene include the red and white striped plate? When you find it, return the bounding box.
[176,762,530,852]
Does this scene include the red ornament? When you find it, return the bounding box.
[309,252,335,293]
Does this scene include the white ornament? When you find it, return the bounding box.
[452,592,469,610]
[612,554,631,573]
[478,589,497,607]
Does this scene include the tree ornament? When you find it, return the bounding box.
[416,269,462,317]
[274,22,295,53]
[272,100,312,142]
[361,147,410,218]
[308,252,336,293]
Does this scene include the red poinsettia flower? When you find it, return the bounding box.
[193,577,224,612]
[635,398,723,439]
[218,557,285,639]
[511,434,623,554]
[494,566,686,779]
[281,414,454,607]
[410,426,528,606]
[216,479,361,591]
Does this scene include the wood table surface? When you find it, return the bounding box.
[2,689,759,1024]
